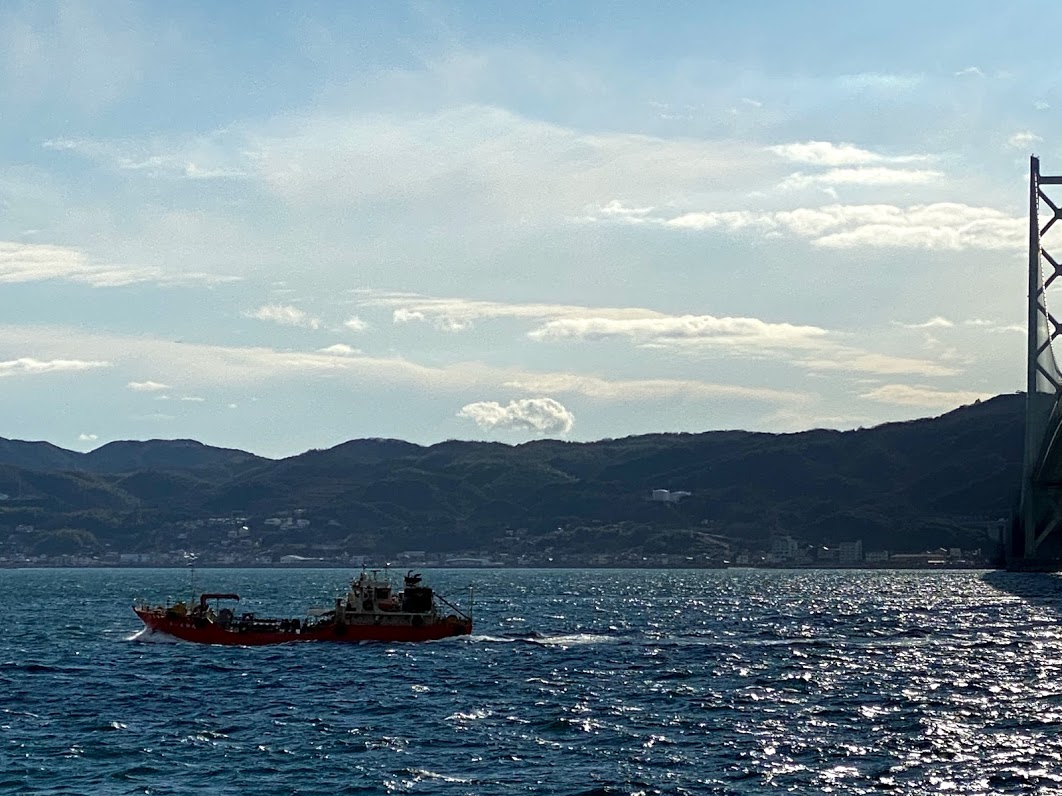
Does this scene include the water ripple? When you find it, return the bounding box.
[2,567,1062,793]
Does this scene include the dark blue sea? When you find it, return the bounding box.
[2,567,1062,795]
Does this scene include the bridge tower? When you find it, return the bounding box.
[1013,156,1062,567]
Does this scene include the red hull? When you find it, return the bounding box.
[135,608,471,645]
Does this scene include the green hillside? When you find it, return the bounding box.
[0,394,1025,560]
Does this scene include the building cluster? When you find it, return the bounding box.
[0,494,1000,569]
[650,489,692,503]
[742,535,990,568]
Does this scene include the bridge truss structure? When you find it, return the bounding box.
[1014,156,1062,566]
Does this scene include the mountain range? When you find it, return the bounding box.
[0,393,1025,559]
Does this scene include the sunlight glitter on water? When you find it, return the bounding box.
[3,567,1062,794]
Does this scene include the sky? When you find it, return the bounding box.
[0,1,1056,457]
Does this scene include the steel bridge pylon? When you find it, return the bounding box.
[1012,156,1062,567]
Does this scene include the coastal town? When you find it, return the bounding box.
[0,510,999,569]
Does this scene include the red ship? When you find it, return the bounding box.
[133,570,473,645]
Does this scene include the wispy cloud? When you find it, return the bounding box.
[859,384,993,407]
[836,72,922,92]
[457,397,574,435]
[128,380,169,392]
[343,316,369,332]
[0,323,813,409]
[394,309,473,332]
[359,291,961,380]
[954,66,985,78]
[768,141,928,167]
[965,319,1023,334]
[245,304,322,329]
[44,135,250,180]
[0,357,110,376]
[797,349,959,377]
[152,393,198,402]
[501,373,808,403]
[596,200,655,218]
[590,202,1023,252]
[48,106,773,224]
[778,167,942,190]
[521,307,957,378]
[0,241,237,287]
[1007,131,1042,150]
[318,343,359,356]
[363,292,662,331]
[895,317,954,329]
[527,314,828,349]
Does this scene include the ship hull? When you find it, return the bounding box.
[135,608,471,645]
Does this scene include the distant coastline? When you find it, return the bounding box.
[0,394,1019,571]
[0,561,1000,571]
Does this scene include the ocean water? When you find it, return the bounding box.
[1,567,1061,795]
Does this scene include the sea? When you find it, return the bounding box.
[2,567,1062,795]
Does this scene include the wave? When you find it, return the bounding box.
[125,627,181,644]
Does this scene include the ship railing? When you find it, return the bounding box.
[435,593,472,622]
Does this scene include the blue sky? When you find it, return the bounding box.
[0,1,1054,456]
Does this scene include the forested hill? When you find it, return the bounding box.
[0,394,1025,558]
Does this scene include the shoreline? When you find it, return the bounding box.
[0,562,1003,571]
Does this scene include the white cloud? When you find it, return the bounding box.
[501,373,808,403]
[13,325,466,388]
[374,293,662,331]
[661,210,764,232]
[245,304,322,329]
[859,384,994,407]
[528,314,828,349]
[44,136,249,180]
[457,397,575,435]
[0,241,236,287]
[52,105,773,223]
[393,307,472,332]
[954,66,985,78]
[778,167,942,190]
[836,73,922,92]
[896,317,954,329]
[364,292,960,381]
[318,343,359,356]
[393,308,427,323]
[768,141,927,167]
[596,199,655,218]
[1007,131,1042,151]
[78,433,98,442]
[343,316,369,332]
[0,357,109,376]
[811,216,1019,250]
[598,202,1023,252]
[964,319,1024,334]
[0,323,818,413]
[437,316,474,332]
[798,350,959,377]
[128,380,169,392]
